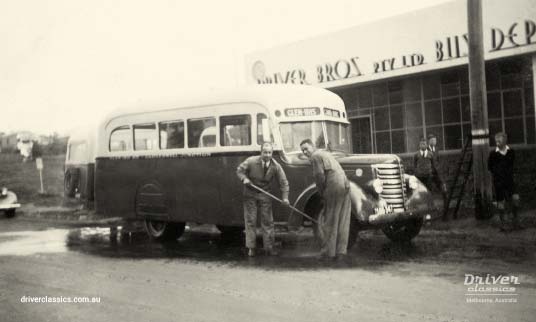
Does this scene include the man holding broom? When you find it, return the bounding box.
[236,142,289,257]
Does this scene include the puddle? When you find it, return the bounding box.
[0,229,70,256]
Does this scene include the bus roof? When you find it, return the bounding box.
[101,85,346,128]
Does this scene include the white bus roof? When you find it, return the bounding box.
[101,85,346,128]
[66,126,98,163]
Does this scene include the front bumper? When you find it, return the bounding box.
[0,203,21,210]
[367,206,430,225]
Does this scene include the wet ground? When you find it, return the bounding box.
[2,216,536,322]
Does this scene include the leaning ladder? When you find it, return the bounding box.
[443,134,473,220]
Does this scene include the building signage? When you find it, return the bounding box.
[245,0,536,88]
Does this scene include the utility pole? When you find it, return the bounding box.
[467,0,493,219]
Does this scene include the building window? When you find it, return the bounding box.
[336,55,534,154]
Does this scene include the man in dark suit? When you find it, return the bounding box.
[488,132,519,231]
[236,142,289,257]
[427,134,447,208]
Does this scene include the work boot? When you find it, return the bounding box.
[247,248,256,257]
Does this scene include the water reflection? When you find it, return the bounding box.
[0,229,69,256]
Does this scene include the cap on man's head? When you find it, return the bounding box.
[427,133,437,140]
[420,136,427,142]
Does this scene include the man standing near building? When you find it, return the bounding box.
[427,134,447,207]
[414,137,435,189]
[236,142,289,257]
[488,132,519,231]
[300,139,351,261]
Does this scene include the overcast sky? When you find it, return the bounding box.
[0,0,451,135]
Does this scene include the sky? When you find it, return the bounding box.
[0,0,451,136]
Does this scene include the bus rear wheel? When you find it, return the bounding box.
[64,169,79,198]
[144,220,185,241]
[381,218,423,243]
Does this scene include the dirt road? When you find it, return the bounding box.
[2,218,535,322]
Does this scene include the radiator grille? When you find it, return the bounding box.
[374,163,406,212]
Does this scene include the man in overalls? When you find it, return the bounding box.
[300,139,351,261]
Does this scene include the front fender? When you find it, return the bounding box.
[405,178,433,211]
[291,182,381,226]
[348,181,380,223]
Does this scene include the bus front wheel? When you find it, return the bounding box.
[310,202,360,251]
[381,218,423,243]
[144,220,185,241]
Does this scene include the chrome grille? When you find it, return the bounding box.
[374,163,405,212]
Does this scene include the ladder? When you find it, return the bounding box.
[443,135,473,220]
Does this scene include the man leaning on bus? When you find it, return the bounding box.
[236,142,289,257]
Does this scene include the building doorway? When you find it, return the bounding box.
[350,116,373,154]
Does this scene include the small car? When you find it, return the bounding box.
[0,187,20,218]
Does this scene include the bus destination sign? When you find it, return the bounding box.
[284,107,320,117]
[323,108,340,118]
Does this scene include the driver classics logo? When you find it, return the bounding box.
[464,274,520,303]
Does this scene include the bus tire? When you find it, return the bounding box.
[5,209,16,218]
[216,225,244,238]
[310,203,360,251]
[381,217,423,243]
[144,220,185,241]
[64,169,80,198]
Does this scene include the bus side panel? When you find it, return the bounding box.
[95,158,142,218]
[154,156,221,223]
[218,152,257,227]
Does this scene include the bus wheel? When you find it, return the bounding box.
[64,169,79,198]
[310,203,360,251]
[381,218,423,243]
[144,220,185,241]
[216,225,244,238]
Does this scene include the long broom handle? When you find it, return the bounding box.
[249,183,319,225]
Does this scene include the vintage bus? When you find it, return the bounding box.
[94,85,432,247]
[64,127,97,200]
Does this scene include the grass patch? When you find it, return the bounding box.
[0,153,69,207]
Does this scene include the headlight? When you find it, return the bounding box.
[1,187,7,196]
[372,179,383,194]
[408,176,419,190]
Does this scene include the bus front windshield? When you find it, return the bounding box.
[279,121,350,154]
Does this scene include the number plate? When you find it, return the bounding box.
[374,205,393,215]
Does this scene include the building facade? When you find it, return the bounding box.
[245,0,536,158]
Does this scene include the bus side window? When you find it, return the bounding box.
[159,120,184,149]
[188,117,216,148]
[257,113,272,144]
[220,115,251,146]
[133,123,158,151]
[110,125,131,152]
